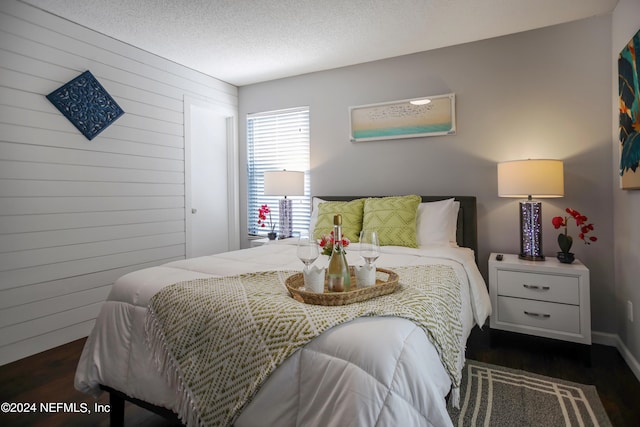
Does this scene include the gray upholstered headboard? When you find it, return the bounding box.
[315,196,478,263]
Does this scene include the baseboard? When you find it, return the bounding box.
[592,330,640,382]
[0,321,95,366]
[591,330,619,347]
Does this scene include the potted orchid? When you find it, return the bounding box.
[258,204,277,240]
[318,231,350,256]
[551,208,597,264]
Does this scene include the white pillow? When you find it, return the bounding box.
[450,200,460,247]
[308,197,326,236]
[416,198,459,247]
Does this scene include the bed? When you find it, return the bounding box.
[75,195,491,427]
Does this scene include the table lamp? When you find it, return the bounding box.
[498,159,564,261]
[264,170,305,238]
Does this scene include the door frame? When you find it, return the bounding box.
[184,95,239,258]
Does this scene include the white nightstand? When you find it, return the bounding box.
[250,238,272,247]
[488,253,591,346]
[250,237,293,247]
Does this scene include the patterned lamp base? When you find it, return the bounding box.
[278,198,293,238]
[519,200,545,261]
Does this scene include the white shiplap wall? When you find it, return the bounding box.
[0,0,238,365]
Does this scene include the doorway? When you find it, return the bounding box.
[184,96,238,258]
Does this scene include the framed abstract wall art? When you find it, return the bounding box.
[46,70,124,141]
[618,28,640,190]
[349,93,455,142]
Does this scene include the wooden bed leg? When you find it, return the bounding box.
[99,384,183,426]
[583,344,592,368]
[109,390,125,427]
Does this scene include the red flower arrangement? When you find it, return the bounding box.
[551,208,597,254]
[257,204,275,233]
[318,231,350,256]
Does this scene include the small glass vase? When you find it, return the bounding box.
[556,251,575,264]
[267,232,277,240]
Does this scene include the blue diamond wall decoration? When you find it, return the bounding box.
[46,70,124,140]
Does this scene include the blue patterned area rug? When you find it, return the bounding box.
[448,360,612,427]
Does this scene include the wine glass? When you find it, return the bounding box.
[297,236,319,271]
[359,229,380,266]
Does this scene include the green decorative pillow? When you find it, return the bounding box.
[363,195,421,247]
[312,199,365,242]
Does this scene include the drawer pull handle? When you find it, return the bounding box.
[523,284,550,291]
[524,311,551,318]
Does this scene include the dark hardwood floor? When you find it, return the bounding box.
[1,327,639,426]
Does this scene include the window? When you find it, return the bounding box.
[247,106,310,237]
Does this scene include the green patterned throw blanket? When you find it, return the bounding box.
[145,265,463,427]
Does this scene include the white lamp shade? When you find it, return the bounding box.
[498,159,564,198]
[264,170,305,196]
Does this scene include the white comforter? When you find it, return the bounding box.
[75,241,491,427]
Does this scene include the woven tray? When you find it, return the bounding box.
[285,267,398,306]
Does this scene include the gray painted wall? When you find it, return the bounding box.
[239,16,615,336]
[612,0,640,375]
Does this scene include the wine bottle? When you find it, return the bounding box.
[327,214,350,292]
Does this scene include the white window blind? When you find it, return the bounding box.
[247,106,310,237]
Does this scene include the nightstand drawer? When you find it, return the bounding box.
[497,296,580,334]
[497,270,579,304]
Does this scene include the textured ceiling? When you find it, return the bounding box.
[22,0,617,86]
